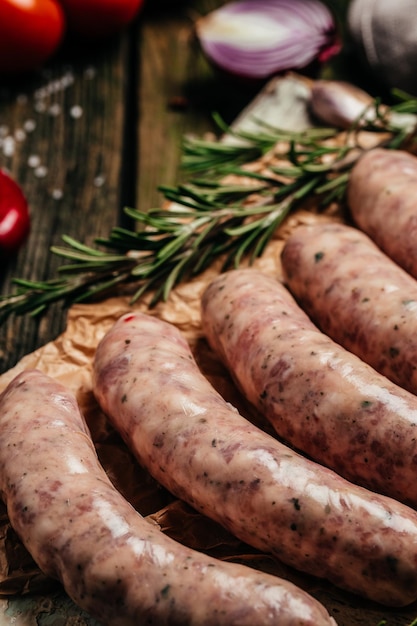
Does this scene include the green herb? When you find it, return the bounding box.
[1,93,417,323]
[160,584,171,598]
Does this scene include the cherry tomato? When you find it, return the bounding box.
[0,170,30,256]
[0,0,65,74]
[59,0,145,39]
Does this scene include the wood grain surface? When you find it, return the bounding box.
[1,3,415,625]
[0,0,256,374]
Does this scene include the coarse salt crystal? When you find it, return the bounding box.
[93,175,106,187]
[14,129,26,142]
[34,101,47,113]
[28,155,41,168]
[34,87,48,100]
[61,73,75,88]
[34,165,48,178]
[49,103,61,116]
[24,119,36,133]
[84,66,97,80]
[2,137,15,157]
[52,188,64,200]
[70,105,83,119]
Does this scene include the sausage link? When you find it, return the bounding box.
[93,311,417,607]
[200,268,417,507]
[0,369,337,626]
[348,148,417,279]
[281,221,417,396]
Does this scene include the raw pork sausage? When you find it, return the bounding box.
[200,268,417,508]
[0,369,337,626]
[348,148,417,279]
[281,221,417,396]
[94,311,417,607]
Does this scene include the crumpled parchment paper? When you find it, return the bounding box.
[0,209,334,597]
[0,75,416,622]
[1,205,417,625]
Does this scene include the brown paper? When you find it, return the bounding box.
[1,85,417,621]
[2,211,417,625]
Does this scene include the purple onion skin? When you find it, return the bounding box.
[195,0,341,84]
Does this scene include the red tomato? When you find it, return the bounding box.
[59,0,145,39]
[0,170,30,257]
[0,0,65,74]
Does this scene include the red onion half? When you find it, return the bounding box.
[195,0,340,81]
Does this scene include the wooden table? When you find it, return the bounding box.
[0,0,257,376]
[1,2,416,625]
[0,3,264,623]
[0,3,248,620]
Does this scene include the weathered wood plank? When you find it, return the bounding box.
[136,1,257,210]
[2,6,414,625]
[0,1,258,375]
[0,38,130,374]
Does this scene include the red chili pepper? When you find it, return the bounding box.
[0,170,30,257]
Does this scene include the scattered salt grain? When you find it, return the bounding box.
[52,188,64,200]
[14,129,26,142]
[23,119,36,133]
[70,105,83,119]
[61,72,75,88]
[34,100,47,113]
[34,165,48,178]
[34,87,48,100]
[49,103,61,117]
[28,155,41,168]
[47,80,62,95]
[93,175,106,187]
[2,137,15,157]
[84,66,97,80]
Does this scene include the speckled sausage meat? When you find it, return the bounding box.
[94,312,417,607]
[0,369,338,626]
[281,221,417,396]
[200,267,417,508]
[348,148,417,279]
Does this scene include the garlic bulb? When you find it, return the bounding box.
[348,0,417,95]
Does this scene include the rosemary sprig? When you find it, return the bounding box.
[1,92,417,323]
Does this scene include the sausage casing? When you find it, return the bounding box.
[281,220,417,396]
[93,311,417,607]
[348,148,417,279]
[0,369,337,626]
[200,268,417,507]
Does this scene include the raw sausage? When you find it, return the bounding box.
[200,267,417,508]
[281,220,417,396]
[93,311,417,607]
[348,148,417,279]
[0,368,337,626]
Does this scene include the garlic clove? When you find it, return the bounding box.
[309,79,375,129]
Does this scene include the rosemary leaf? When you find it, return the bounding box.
[59,235,107,256]
[156,229,194,260]
[233,227,264,267]
[1,89,417,323]
[50,247,129,265]
[162,254,192,302]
